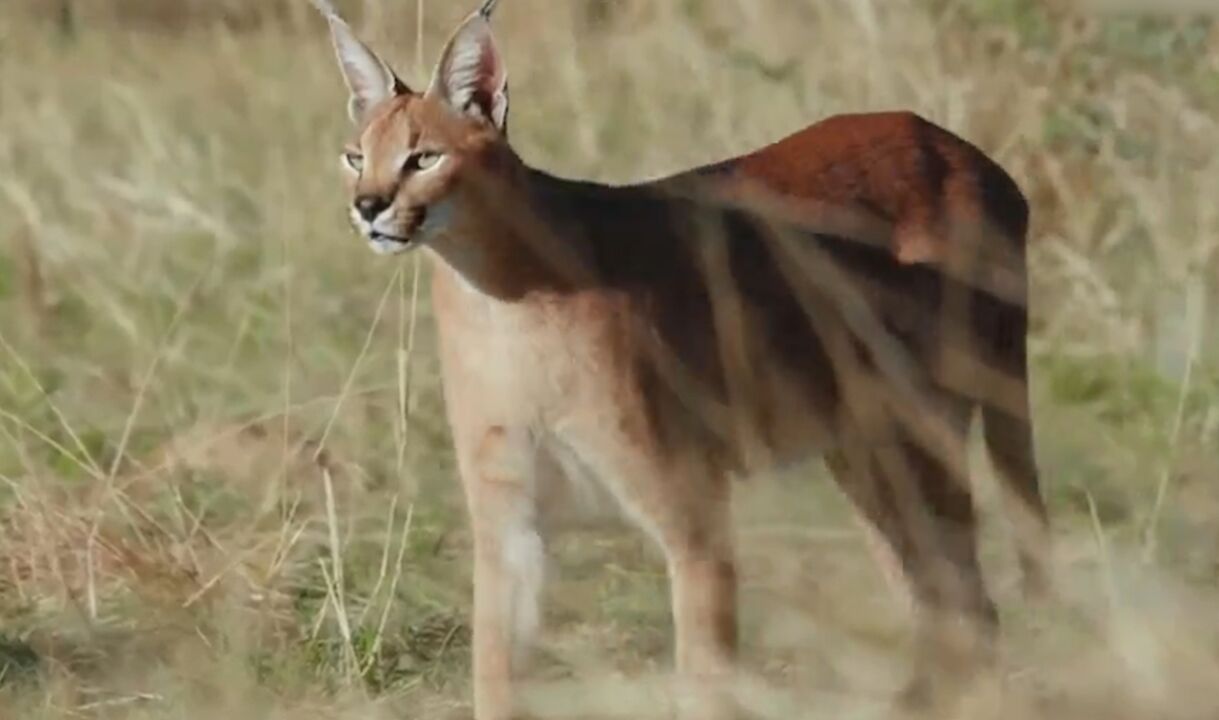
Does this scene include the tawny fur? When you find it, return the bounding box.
[314,8,1049,720]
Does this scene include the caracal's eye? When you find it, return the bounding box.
[405,150,443,173]
[342,151,365,174]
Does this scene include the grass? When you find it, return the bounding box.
[0,0,1216,717]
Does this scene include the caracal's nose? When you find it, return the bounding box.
[354,195,390,222]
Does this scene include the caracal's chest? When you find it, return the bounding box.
[432,266,639,528]
[433,275,620,423]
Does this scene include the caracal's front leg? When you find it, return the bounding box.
[455,424,545,720]
[562,422,739,720]
[668,510,738,720]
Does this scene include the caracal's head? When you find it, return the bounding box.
[316,3,510,255]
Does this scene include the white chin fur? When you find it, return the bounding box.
[367,236,413,256]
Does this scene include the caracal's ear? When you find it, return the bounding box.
[425,11,509,132]
[310,0,410,124]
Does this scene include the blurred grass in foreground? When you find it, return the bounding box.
[0,0,1217,717]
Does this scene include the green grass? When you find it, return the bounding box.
[0,0,1216,717]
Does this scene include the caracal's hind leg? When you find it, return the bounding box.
[827,453,913,613]
[979,306,1051,601]
[828,394,996,709]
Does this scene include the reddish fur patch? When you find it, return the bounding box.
[714,112,1028,266]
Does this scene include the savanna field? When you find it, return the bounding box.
[0,0,1217,717]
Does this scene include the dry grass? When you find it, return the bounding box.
[0,0,1216,717]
